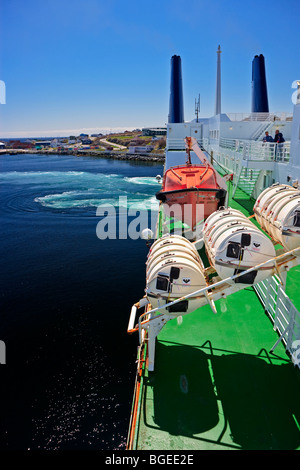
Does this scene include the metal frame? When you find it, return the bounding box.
[128,247,300,371]
[254,275,300,368]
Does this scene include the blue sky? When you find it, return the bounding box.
[0,0,299,137]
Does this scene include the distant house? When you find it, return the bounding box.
[142,127,167,137]
[35,141,51,148]
[0,142,5,149]
[91,133,103,137]
[128,146,154,154]
[51,139,59,147]
[9,140,34,149]
[81,139,92,145]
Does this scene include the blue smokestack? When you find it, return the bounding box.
[251,54,269,113]
[168,55,184,123]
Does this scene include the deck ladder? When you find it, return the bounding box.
[232,166,261,198]
[251,122,274,141]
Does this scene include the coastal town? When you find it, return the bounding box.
[0,128,166,161]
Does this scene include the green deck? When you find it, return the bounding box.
[131,186,300,450]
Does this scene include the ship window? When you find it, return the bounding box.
[170,267,180,280]
[241,233,251,246]
[167,300,189,313]
[226,242,242,259]
[156,275,169,291]
[293,211,300,227]
[234,269,257,284]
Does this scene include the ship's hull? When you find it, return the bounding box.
[127,182,300,451]
[126,49,300,450]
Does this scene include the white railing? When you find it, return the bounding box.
[167,138,208,151]
[243,141,290,162]
[167,136,290,164]
[129,247,300,371]
[218,138,290,162]
[219,137,243,150]
[254,275,300,368]
[226,112,293,122]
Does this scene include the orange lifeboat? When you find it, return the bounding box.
[156,137,230,230]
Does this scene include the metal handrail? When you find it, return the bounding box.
[226,112,293,122]
[136,246,300,332]
[167,138,207,150]
[218,138,290,162]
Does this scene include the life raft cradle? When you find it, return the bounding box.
[127,245,300,372]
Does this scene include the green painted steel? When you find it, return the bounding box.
[130,181,300,451]
[136,292,300,450]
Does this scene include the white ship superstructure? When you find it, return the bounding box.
[165,51,300,199]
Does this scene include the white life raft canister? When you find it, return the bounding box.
[253,183,300,253]
[146,235,206,314]
[203,207,276,284]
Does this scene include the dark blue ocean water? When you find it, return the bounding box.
[0,153,163,450]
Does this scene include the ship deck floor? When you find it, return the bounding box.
[134,188,300,450]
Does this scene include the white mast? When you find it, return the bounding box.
[215,45,221,115]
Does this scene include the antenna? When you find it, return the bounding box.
[195,94,200,122]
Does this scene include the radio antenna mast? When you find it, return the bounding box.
[195,94,200,122]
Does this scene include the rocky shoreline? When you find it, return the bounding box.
[1,148,165,162]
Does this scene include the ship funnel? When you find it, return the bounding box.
[168,55,184,123]
[251,54,269,113]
